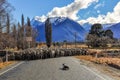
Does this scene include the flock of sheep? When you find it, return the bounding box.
[8,48,87,61]
[2,47,120,62]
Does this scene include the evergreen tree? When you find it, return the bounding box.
[6,13,10,34]
[17,22,21,38]
[27,17,31,26]
[45,18,52,48]
[21,14,25,49]
[26,17,32,37]
[0,21,2,33]
[17,22,22,49]
[21,14,24,27]
[12,24,17,40]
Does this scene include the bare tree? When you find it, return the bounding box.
[0,0,14,30]
[0,0,15,50]
[11,24,17,41]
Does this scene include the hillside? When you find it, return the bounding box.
[106,22,120,39]
[31,17,86,42]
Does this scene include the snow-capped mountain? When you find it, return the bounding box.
[31,17,86,42]
[31,16,120,42]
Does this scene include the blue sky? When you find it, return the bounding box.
[8,0,120,24]
[8,0,73,21]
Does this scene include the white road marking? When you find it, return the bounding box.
[83,66,107,80]
[73,59,107,80]
[0,61,24,76]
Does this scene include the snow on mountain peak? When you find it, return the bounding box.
[33,16,67,26]
[49,17,67,25]
[34,16,67,23]
[34,16,47,22]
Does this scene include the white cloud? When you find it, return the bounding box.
[94,2,105,9]
[79,1,120,24]
[36,0,98,22]
[48,0,98,20]
[97,10,100,13]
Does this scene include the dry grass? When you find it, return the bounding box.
[76,56,120,68]
[0,61,15,69]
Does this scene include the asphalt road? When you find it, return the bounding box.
[0,57,114,80]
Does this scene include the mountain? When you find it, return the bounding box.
[102,23,116,29]
[31,16,120,42]
[106,22,120,39]
[31,17,86,42]
[82,22,92,32]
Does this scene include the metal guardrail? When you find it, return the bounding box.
[0,50,14,62]
[0,51,6,57]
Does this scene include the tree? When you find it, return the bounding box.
[105,29,113,39]
[26,17,32,37]
[86,34,99,47]
[0,0,14,14]
[25,17,32,48]
[21,14,25,49]
[6,13,10,34]
[17,22,21,38]
[45,18,52,48]
[0,0,14,30]
[0,21,2,33]
[27,17,31,26]
[17,22,23,49]
[11,24,17,40]
[21,14,25,38]
[86,23,103,47]
[89,23,103,37]
[86,23,114,48]
[0,0,15,50]
[21,14,24,27]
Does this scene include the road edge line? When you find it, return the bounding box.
[72,58,107,80]
[82,65,107,80]
[0,61,24,76]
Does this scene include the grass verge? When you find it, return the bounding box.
[75,56,120,69]
[0,61,15,69]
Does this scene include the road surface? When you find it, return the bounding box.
[0,57,114,80]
